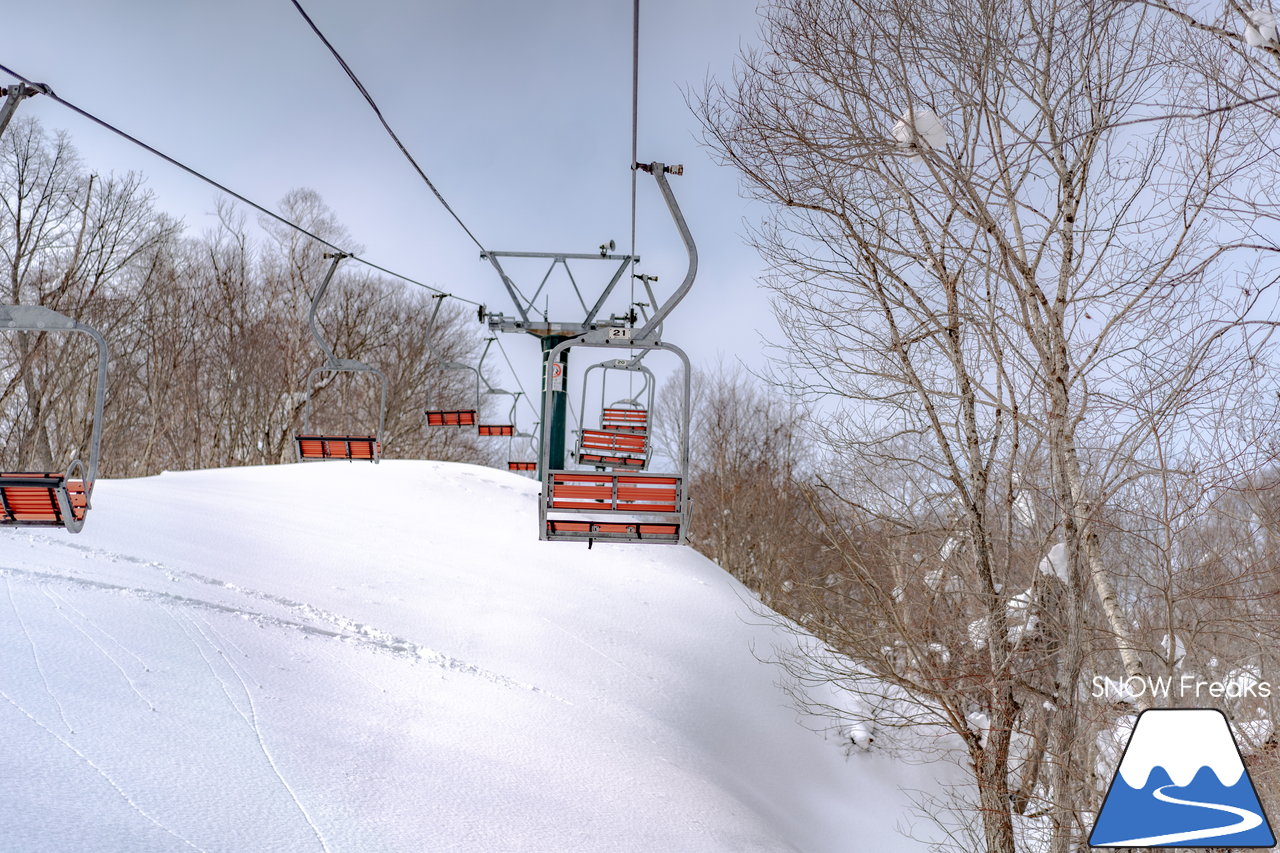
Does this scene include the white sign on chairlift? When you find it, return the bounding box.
[549,361,564,391]
[608,327,633,341]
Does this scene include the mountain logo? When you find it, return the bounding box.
[1090,708,1276,848]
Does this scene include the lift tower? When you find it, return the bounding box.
[481,163,693,475]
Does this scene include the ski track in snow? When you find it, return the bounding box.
[38,585,157,713]
[45,584,155,673]
[176,609,333,853]
[0,552,563,701]
[3,576,75,733]
[543,616,669,702]
[0,687,207,852]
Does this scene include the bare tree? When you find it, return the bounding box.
[699,0,1280,849]
[1,122,493,477]
[661,364,822,604]
[0,116,178,474]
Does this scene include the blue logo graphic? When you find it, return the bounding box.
[1090,708,1275,848]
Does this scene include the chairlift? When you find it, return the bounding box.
[294,253,389,463]
[0,305,107,533]
[541,337,690,545]
[424,299,491,430]
[506,419,539,473]
[572,356,655,469]
[533,162,696,545]
[478,389,520,437]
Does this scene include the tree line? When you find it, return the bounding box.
[0,117,493,478]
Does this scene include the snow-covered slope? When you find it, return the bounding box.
[1,461,943,852]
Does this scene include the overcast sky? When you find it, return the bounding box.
[3,0,777,416]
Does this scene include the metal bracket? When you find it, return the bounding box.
[480,250,639,333]
[0,82,49,138]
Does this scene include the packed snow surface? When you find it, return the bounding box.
[1,461,944,852]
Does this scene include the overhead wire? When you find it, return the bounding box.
[288,0,489,254]
[0,62,484,308]
[285,1,555,415]
[629,0,641,397]
[629,0,640,272]
[493,334,541,423]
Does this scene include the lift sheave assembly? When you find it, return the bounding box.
[0,305,108,533]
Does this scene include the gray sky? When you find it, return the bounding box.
[3,0,776,408]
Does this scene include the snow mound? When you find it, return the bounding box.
[1,460,945,852]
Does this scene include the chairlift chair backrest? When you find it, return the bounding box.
[0,305,108,533]
[573,357,655,470]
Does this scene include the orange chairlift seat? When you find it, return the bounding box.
[295,435,380,461]
[0,305,108,534]
[543,471,681,542]
[573,357,656,470]
[427,410,476,427]
[292,253,389,463]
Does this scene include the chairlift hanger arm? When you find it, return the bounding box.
[307,252,350,365]
[0,304,108,496]
[0,81,49,137]
[298,252,389,443]
[633,164,696,341]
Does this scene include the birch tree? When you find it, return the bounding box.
[699,0,1280,849]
